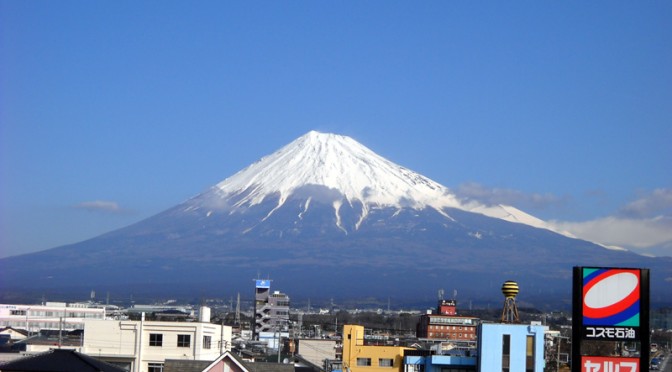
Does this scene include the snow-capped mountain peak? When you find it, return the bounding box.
[200,130,566,236]
[215,131,462,211]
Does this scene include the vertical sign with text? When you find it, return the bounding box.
[572,267,649,372]
[580,356,639,372]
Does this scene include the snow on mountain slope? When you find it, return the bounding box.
[215,131,461,209]
[205,131,566,235]
[467,203,559,231]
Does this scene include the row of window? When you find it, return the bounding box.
[429,317,474,325]
[148,333,211,349]
[427,332,475,339]
[9,310,103,318]
[3,321,80,330]
[356,358,394,367]
[429,325,471,330]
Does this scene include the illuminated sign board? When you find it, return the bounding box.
[255,280,271,288]
[580,356,639,372]
[579,268,642,340]
[572,267,649,372]
[429,316,474,325]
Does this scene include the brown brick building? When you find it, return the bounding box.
[416,300,479,342]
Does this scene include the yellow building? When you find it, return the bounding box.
[342,324,410,372]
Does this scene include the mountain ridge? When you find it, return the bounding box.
[189,131,570,238]
[1,131,670,307]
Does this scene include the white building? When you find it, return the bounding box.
[82,313,232,372]
[295,338,339,369]
[0,303,106,332]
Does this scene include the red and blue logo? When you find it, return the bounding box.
[582,268,640,327]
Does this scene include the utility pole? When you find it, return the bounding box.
[235,293,241,325]
[220,320,225,354]
[58,317,63,349]
[556,335,568,371]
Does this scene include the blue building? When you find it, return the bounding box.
[404,353,477,372]
[477,322,546,372]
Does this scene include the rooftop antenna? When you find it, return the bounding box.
[438,289,445,301]
[501,280,520,323]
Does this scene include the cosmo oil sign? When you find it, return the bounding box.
[581,268,642,340]
[572,267,650,372]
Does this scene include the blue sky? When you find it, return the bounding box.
[1,1,671,258]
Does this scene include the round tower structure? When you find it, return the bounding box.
[501,280,519,298]
[500,280,520,323]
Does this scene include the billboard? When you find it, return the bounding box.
[580,356,639,372]
[572,267,649,372]
[581,268,642,341]
[255,279,271,288]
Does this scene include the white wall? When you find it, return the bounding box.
[83,319,232,371]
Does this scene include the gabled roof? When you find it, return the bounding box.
[0,327,29,337]
[194,351,296,372]
[0,348,126,372]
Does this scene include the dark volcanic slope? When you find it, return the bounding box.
[3,132,670,306]
[1,193,670,307]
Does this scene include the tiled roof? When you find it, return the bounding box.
[0,348,126,372]
[164,359,211,372]
[162,352,298,372]
[241,361,295,372]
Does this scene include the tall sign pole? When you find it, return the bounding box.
[572,267,649,372]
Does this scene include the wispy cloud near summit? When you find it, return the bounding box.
[457,184,672,257]
[74,200,122,213]
[619,188,672,218]
[455,182,567,211]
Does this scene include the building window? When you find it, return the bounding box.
[177,334,191,347]
[149,333,163,347]
[10,310,26,316]
[203,335,212,349]
[379,358,394,367]
[502,334,511,372]
[526,335,535,372]
[357,358,372,366]
[148,363,164,372]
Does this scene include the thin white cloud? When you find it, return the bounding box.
[74,200,122,213]
[456,184,672,257]
[549,216,672,253]
[548,189,672,257]
[619,188,672,218]
[455,182,566,210]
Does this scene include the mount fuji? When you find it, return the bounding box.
[1,131,670,307]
